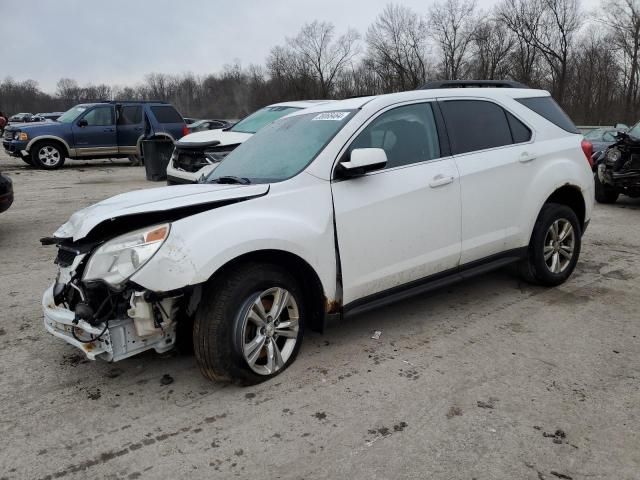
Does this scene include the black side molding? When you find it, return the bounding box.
[343,248,527,318]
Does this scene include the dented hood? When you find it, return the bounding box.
[54,183,269,241]
[177,129,253,147]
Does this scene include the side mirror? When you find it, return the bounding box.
[77,119,88,127]
[338,148,387,177]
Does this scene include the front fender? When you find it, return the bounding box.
[130,174,338,301]
[25,134,74,156]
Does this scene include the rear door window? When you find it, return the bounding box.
[150,106,184,123]
[118,105,142,125]
[440,100,513,155]
[82,106,114,126]
[515,96,578,134]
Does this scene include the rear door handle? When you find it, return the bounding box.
[103,128,115,132]
[429,174,454,188]
[519,151,536,163]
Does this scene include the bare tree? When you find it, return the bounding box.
[428,0,480,80]
[600,0,640,119]
[471,17,516,79]
[365,4,431,90]
[286,21,360,97]
[497,0,581,102]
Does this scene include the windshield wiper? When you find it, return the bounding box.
[211,175,251,185]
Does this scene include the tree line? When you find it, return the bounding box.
[2,0,640,125]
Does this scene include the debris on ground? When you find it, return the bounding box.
[543,429,567,444]
[371,330,382,340]
[160,374,174,386]
[550,471,573,479]
[477,397,499,409]
[446,406,463,418]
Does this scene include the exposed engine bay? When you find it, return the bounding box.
[39,183,269,362]
[42,237,199,361]
[594,131,640,202]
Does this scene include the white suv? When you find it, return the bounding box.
[42,83,594,384]
[165,100,332,185]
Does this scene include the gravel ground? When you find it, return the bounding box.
[0,151,638,480]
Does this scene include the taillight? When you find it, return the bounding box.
[581,139,594,167]
[182,124,190,137]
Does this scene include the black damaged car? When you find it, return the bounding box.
[0,171,14,213]
[593,125,640,203]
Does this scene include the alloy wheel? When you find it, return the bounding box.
[241,287,299,375]
[38,145,61,167]
[543,219,575,274]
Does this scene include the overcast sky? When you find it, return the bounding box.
[1,0,601,93]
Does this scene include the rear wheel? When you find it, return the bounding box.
[193,263,305,384]
[519,203,581,286]
[594,172,619,203]
[31,141,65,170]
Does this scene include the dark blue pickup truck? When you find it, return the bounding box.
[2,101,188,169]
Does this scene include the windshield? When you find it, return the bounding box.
[57,105,90,124]
[628,122,640,138]
[230,106,301,134]
[584,129,605,141]
[209,110,355,183]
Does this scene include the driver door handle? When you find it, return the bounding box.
[103,128,115,132]
[429,174,455,188]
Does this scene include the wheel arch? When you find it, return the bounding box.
[26,136,71,157]
[544,184,586,230]
[206,249,330,332]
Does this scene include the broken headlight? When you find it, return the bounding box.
[83,223,170,287]
[606,148,622,165]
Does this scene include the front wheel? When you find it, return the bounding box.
[193,263,305,384]
[31,141,65,170]
[518,203,581,286]
[594,172,619,204]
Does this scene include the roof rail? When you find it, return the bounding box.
[89,100,169,104]
[419,80,529,89]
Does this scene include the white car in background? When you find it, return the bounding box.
[166,100,333,184]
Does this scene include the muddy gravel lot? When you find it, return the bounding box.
[0,151,638,480]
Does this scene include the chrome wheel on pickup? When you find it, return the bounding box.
[32,141,66,170]
[194,263,305,385]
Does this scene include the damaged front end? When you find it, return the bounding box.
[596,131,640,198]
[41,224,194,361]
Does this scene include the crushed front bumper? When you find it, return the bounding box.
[42,285,177,362]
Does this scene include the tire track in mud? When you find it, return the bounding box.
[34,413,228,480]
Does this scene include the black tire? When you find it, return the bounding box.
[21,156,34,166]
[31,141,66,170]
[518,203,581,286]
[193,263,305,385]
[594,172,619,204]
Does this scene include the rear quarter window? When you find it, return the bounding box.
[516,96,578,134]
[150,106,184,124]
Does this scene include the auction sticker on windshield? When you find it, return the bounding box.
[312,112,350,121]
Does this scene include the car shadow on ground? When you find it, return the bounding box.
[61,266,544,397]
